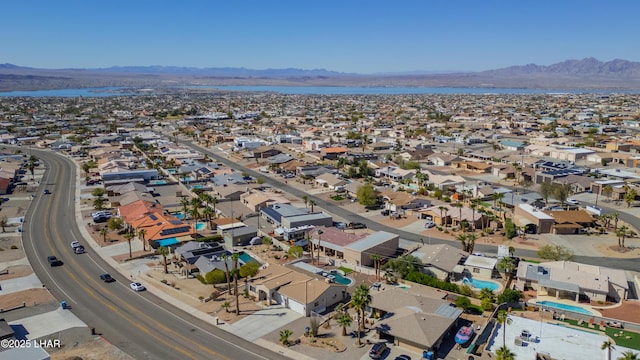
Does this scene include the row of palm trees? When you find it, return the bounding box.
[332,284,372,346]
[179,191,218,227]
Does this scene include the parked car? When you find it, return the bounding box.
[130,282,146,291]
[369,342,387,359]
[380,209,390,216]
[395,355,411,360]
[424,221,436,229]
[100,273,115,283]
[348,222,367,229]
[334,222,347,230]
[47,255,62,267]
[567,199,579,205]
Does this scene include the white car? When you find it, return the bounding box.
[130,282,146,291]
[424,221,436,229]
[567,199,579,205]
[70,241,81,249]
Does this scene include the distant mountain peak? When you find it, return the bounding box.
[484,58,640,77]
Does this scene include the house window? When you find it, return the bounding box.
[249,286,255,292]
[314,302,319,307]
[473,268,480,274]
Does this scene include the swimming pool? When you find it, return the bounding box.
[329,270,353,286]
[174,212,185,220]
[536,300,593,315]
[149,180,168,185]
[156,237,179,247]
[238,252,258,264]
[462,277,499,291]
[194,223,205,231]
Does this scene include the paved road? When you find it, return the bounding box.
[22,149,288,360]
[180,138,640,272]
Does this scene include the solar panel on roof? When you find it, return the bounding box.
[149,214,158,220]
[160,226,191,236]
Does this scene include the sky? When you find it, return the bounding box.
[2,0,640,74]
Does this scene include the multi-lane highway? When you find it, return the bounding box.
[179,138,640,273]
[22,148,288,360]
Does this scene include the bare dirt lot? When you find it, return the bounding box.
[50,337,134,360]
[0,288,54,309]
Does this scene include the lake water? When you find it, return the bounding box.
[0,85,638,97]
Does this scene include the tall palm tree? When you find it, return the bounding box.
[466,233,477,254]
[457,234,468,252]
[158,246,170,274]
[124,231,135,259]
[453,202,464,230]
[336,311,352,336]
[370,254,382,281]
[233,252,240,315]
[309,199,316,213]
[180,197,191,219]
[470,201,478,232]
[602,340,615,360]
[496,310,509,349]
[137,228,147,251]
[100,227,109,242]
[202,206,214,227]
[352,284,372,345]
[302,195,308,208]
[221,253,231,294]
[438,205,448,226]
[603,184,614,203]
[496,346,516,360]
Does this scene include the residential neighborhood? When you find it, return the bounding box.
[2,91,640,360]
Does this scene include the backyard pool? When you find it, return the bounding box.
[148,180,168,185]
[329,270,353,286]
[462,277,499,291]
[536,300,593,315]
[174,212,185,220]
[156,237,179,247]
[238,252,258,265]
[194,223,205,231]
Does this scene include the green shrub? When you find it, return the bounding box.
[405,271,460,293]
[239,262,260,278]
[204,269,226,284]
[455,296,471,310]
[195,234,224,242]
[458,284,474,296]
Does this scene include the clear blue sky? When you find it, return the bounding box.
[2,0,639,74]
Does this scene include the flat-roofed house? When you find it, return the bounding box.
[343,231,399,267]
[463,255,498,280]
[514,203,555,234]
[515,261,628,303]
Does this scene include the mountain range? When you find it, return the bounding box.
[1,58,640,91]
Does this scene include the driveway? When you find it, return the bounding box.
[228,306,302,341]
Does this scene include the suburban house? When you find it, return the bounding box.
[548,210,594,234]
[246,263,348,317]
[369,286,463,353]
[320,147,348,160]
[515,261,628,304]
[412,244,469,281]
[514,203,555,234]
[462,255,498,280]
[314,173,347,190]
[240,190,291,212]
[309,228,398,267]
[261,203,333,229]
[379,189,431,212]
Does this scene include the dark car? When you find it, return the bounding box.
[369,342,387,359]
[380,209,390,216]
[47,255,62,267]
[99,274,115,283]
[43,189,51,195]
[395,355,411,360]
[348,222,367,229]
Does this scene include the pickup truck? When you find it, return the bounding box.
[47,256,63,267]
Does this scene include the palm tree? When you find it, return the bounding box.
[302,195,308,208]
[124,231,135,259]
[493,192,504,209]
[309,199,316,213]
[100,227,109,242]
[470,201,478,232]
[616,225,629,248]
[202,206,214,227]
[180,197,191,219]
[221,301,231,313]
[603,184,614,203]
[279,329,293,346]
[496,310,509,348]
[465,233,477,254]
[453,202,464,230]
[457,234,468,252]
[158,246,170,274]
[137,228,147,251]
[370,254,382,281]
[438,205,448,226]
[495,346,516,360]
[221,253,231,294]
[625,188,637,208]
[613,211,620,232]
[336,312,352,336]
[602,340,615,360]
[233,252,240,315]
[352,284,372,345]
[618,350,639,360]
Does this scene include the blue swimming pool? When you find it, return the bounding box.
[157,237,179,247]
[174,212,185,220]
[536,300,593,315]
[330,270,353,286]
[462,277,499,291]
[149,180,168,185]
[238,252,258,264]
[195,223,205,231]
